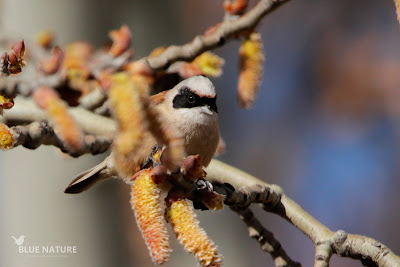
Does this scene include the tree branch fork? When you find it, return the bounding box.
[205,160,400,267]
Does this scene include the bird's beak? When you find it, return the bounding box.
[201,106,213,115]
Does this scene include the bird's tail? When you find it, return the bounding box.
[11,236,17,241]
[64,157,116,194]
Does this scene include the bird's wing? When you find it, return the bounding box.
[64,92,167,194]
[64,157,116,194]
[150,90,168,105]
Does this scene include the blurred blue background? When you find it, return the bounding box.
[1,0,400,266]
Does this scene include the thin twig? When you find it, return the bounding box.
[145,0,291,70]
[332,230,399,267]
[93,100,111,117]
[1,97,117,136]
[0,43,131,99]
[0,72,67,98]
[10,121,112,157]
[314,241,332,267]
[79,87,107,110]
[231,206,301,267]
[0,77,36,97]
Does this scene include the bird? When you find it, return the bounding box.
[12,235,26,246]
[65,75,220,194]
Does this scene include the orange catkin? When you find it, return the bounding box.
[395,0,400,25]
[108,25,132,57]
[109,73,146,156]
[238,32,265,109]
[32,87,83,151]
[179,52,224,78]
[131,170,171,264]
[167,199,223,267]
[0,123,15,150]
[63,41,93,71]
[35,30,54,49]
[224,0,248,15]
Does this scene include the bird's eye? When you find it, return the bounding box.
[187,95,195,103]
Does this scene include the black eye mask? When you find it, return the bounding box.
[172,86,218,113]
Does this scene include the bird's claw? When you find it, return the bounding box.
[196,179,213,191]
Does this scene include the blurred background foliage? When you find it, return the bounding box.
[1,0,400,266]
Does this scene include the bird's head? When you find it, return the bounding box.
[165,76,218,125]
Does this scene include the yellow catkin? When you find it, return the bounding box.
[192,52,224,77]
[63,42,93,71]
[224,0,248,15]
[167,199,223,267]
[149,47,166,57]
[108,25,131,57]
[0,123,14,150]
[395,0,400,25]
[131,170,171,264]
[109,73,146,156]
[238,32,264,109]
[35,30,54,49]
[33,87,83,151]
[46,99,83,151]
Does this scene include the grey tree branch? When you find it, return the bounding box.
[0,69,65,98]
[93,99,111,117]
[0,43,131,100]
[314,240,332,267]
[205,160,400,267]
[332,230,399,267]
[0,77,35,97]
[79,87,107,110]
[145,0,291,70]
[10,121,112,157]
[159,158,400,266]
[1,97,117,137]
[231,206,301,267]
